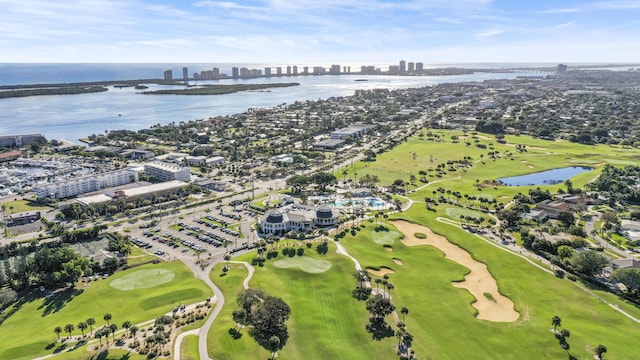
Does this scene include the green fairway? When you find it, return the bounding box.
[109,268,175,290]
[272,257,332,273]
[180,334,199,360]
[444,207,487,221]
[208,246,397,359]
[338,212,640,359]
[0,261,211,360]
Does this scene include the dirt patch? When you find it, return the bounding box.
[366,266,395,277]
[393,258,404,266]
[391,220,519,323]
[527,164,534,168]
[383,245,393,252]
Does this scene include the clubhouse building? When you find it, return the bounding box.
[260,204,340,234]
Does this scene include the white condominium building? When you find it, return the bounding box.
[36,169,138,199]
[144,161,191,182]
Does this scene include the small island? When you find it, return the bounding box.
[0,85,109,99]
[141,82,300,95]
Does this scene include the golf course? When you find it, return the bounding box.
[206,130,640,359]
[0,260,211,360]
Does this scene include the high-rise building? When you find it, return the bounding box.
[407,62,415,73]
[276,67,282,76]
[182,67,188,81]
[265,67,272,77]
[416,62,424,73]
[557,64,568,74]
[303,66,309,75]
[399,60,406,73]
[389,65,400,75]
[313,66,325,75]
[292,65,298,75]
[163,69,173,81]
[329,64,340,75]
[286,66,291,76]
[232,67,239,79]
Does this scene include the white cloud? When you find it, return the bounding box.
[475,29,504,38]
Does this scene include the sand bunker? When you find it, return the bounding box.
[521,160,528,163]
[383,245,393,252]
[527,164,534,168]
[366,266,395,277]
[392,220,519,323]
[393,258,404,266]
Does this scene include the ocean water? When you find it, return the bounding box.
[0,64,551,141]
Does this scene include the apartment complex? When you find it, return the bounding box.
[144,162,191,182]
[0,134,44,148]
[35,169,138,199]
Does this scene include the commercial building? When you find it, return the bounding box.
[0,134,44,148]
[330,124,374,139]
[35,169,139,200]
[76,180,189,207]
[144,162,191,182]
[0,151,22,162]
[163,70,173,81]
[260,204,340,234]
[6,211,41,226]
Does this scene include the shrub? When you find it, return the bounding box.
[414,232,427,239]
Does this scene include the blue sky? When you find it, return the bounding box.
[1,0,639,63]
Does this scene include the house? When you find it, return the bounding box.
[533,199,583,219]
[611,258,640,270]
[621,220,640,232]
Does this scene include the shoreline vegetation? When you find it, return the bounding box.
[141,82,300,95]
[0,80,300,99]
[0,85,109,99]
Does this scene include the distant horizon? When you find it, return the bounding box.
[2,1,640,63]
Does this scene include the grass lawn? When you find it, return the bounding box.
[48,347,147,360]
[337,208,640,359]
[1,199,51,214]
[180,334,199,360]
[208,245,397,359]
[0,260,211,360]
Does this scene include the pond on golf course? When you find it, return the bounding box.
[498,166,593,186]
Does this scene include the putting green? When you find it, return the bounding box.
[273,257,332,273]
[371,230,401,244]
[445,207,486,220]
[109,268,176,290]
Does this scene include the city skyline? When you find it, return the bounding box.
[1,0,640,63]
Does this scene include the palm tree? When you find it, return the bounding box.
[224,254,231,270]
[374,277,382,291]
[77,321,87,337]
[122,320,132,337]
[103,313,112,326]
[64,323,74,339]
[551,315,561,332]
[401,306,409,321]
[129,325,139,338]
[86,317,96,334]
[95,329,104,346]
[595,344,607,359]
[109,324,118,341]
[54,326,62,340]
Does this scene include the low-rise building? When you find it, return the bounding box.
[0,151,22,163]
[119,149,154,160]
[260,204,340,234]
[6,211,41,226]
[206,156,226,166]
[330,124,373,139]
[144,162,191,182]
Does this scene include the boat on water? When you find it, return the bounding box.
[354,79,369,82]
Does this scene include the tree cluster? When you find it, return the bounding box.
[234,289,291,359]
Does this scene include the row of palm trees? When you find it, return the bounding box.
[53,313,136,344]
